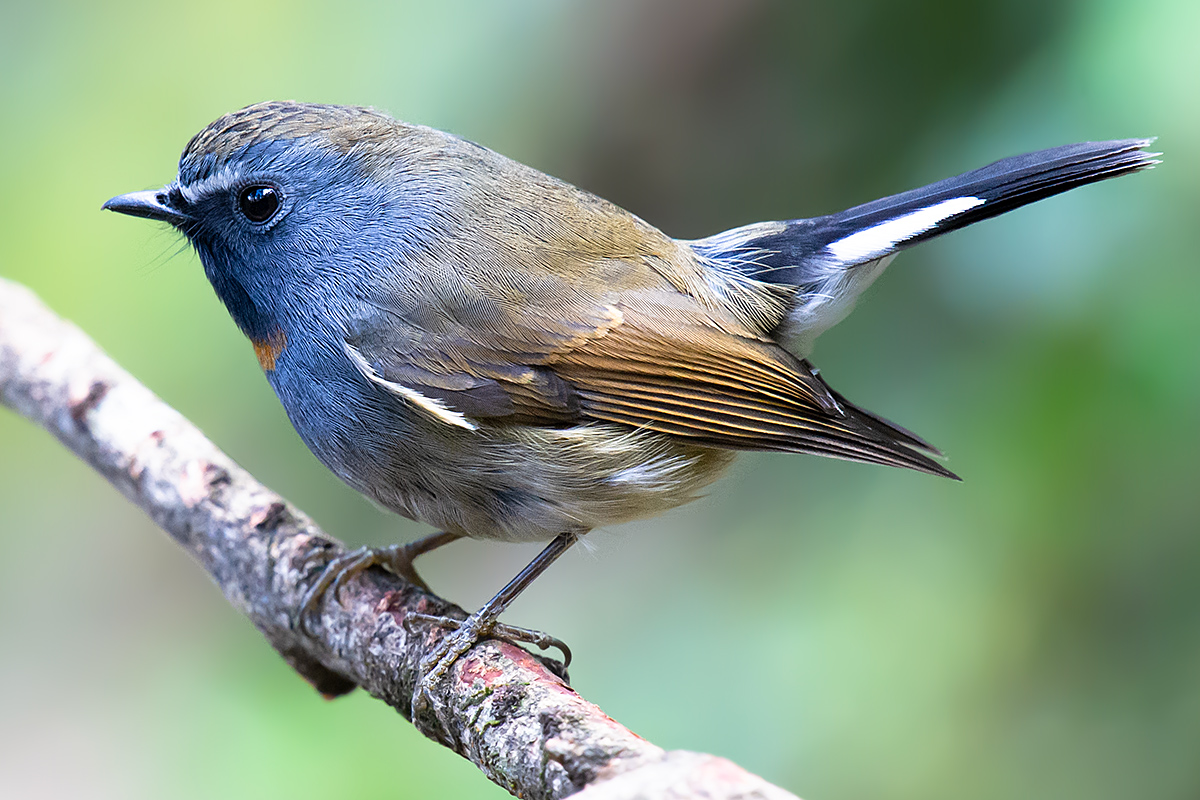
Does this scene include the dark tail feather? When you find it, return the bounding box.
[694,139,1158,284]
[827,138,1159,251]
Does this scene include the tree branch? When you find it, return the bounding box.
[0,276,799,800]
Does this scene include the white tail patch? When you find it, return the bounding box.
[343,342,478,431]
[826,196,985,265]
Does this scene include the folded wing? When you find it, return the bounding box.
[348,287,957,479]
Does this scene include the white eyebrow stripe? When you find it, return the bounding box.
[342,343,479,432]
[826,196,985,265]
[178,165,244,203]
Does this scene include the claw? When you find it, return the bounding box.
[410,618,493,747]
[407,611,572,669]
[292,532,462,632]
[295,546,375,631]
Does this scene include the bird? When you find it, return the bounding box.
[102,101,1155,737]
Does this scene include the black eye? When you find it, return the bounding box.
[238,185,280,223]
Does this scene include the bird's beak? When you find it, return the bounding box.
[102,188,191,226]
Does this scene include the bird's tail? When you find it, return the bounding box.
[690,138,1159,351]
[695,138,1158,284]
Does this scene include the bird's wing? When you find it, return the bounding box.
[553,299,952,474]
[348,282,955,478]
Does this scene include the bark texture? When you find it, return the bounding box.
[0,276,798,800]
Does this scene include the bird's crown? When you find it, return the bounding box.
[179,101,398,185]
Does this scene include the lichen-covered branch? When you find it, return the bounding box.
[0,276,798,800]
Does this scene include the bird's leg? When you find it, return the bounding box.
[295,530,462,629]
[410,530,578,745]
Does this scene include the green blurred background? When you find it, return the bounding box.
[2,0,1197,798]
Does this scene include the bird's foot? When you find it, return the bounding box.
[406,610,572,745]
[294,542,429,631]
[294,531,463,632]
[407,611,572,671]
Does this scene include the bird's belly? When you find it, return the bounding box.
[359,423,736,543]
[267,357,733,541]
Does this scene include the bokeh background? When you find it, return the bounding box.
[2,0,1198,798]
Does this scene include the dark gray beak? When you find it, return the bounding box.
[102,188,191,226]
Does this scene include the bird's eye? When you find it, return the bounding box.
[238,185,281,223]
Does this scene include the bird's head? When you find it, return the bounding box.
[103,101,457,338]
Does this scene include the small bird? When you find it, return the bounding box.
[103,101,1155,735]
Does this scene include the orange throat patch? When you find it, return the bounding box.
[252,330,287,372]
